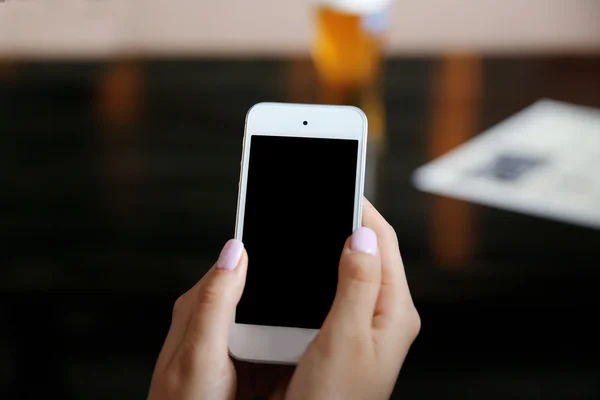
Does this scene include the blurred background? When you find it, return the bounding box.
[2,0,600,399]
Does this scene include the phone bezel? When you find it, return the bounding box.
[229,102,368,364]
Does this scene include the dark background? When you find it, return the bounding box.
[1,56,600,399]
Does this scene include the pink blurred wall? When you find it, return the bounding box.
[140,0,600,55]
[0,0,598,58]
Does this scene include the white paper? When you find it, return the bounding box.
[413,99,600,230]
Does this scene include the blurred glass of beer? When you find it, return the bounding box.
[311,0,390,142]
[312,0,391,201]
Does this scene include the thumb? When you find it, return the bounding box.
[185,239,247,350]
[325,227,381,333]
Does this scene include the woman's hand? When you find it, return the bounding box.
[285,199,421,400]
[147,198,420,400]
[147,239,247,400]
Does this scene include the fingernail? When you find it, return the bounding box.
[351,227,378,255]
[217,239,244,270]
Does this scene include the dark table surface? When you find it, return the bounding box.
[2,55,600,399]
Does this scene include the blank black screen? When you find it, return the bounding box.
[237,135,358,329]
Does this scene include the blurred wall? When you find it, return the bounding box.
[0,0,599,58]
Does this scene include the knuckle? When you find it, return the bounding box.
[196,285,222,307]
[384,221,398,242]
[342,254,379,284]
[403,305,421,340]
[196,283,231,308]
[172,294,187,321]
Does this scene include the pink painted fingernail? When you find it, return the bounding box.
[216,239,244,270]
[351,227,378,255]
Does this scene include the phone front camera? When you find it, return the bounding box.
[303,121,308,126]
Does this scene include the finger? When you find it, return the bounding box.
[362,198,415,330]
[153,290,195,369]
[183,239,248,352]
[153,266,214,370]
[325,227,382,333]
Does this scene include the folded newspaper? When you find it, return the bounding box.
[413,99,600,230]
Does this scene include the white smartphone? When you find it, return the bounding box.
[229,102,368,364]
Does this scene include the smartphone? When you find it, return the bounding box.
[229,102,368,364]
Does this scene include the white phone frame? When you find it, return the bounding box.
[229,102,368,364]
